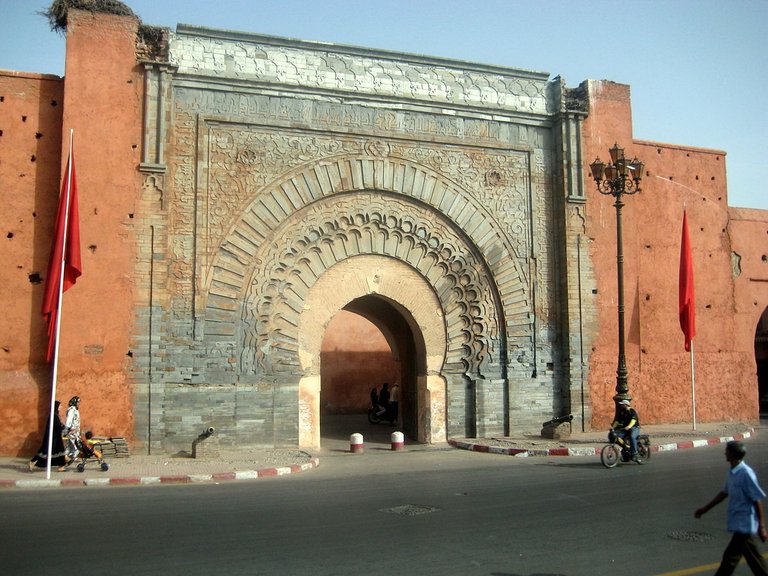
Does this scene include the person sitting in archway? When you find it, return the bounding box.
[388,384,399,425]
[377,383,390,417]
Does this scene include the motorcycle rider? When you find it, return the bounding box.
[377,383,390,417]
[370,385,388,417]
[612,399,640,461]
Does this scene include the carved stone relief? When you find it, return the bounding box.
[170,30,553,116]
[174,88,527,147]
[164,84,549,360]
[141,174,164,211]
[201,123,533,268]
[232,194,502,379]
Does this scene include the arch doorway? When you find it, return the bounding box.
[297,256,448,450]
[320,297,422,444]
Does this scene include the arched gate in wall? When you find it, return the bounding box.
[201,153,532,447]
[134,29,573,453]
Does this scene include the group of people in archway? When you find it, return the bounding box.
[370,382,399,425]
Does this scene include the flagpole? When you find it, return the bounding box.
[690,340,696,431]
[679,206,697,432]
[684,203,696,431]
[45,129,74,480]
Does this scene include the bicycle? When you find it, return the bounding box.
[600,429,651,468]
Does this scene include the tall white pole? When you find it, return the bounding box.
[45,129,74,480]
[690,340,696,431]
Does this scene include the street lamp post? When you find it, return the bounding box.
[589,143,644,407]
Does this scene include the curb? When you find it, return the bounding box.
[0,457,320,490]
[447,429,755,457]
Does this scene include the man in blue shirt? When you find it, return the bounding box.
[695,440,768,575]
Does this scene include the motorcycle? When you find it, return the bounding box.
[600,428,651,468]
[367,405,391,424]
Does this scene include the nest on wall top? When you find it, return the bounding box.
[42,0,137,33]
[41,0,168,61]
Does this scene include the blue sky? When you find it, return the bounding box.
[2,0,766,210]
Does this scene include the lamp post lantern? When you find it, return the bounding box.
[589,143,644,406]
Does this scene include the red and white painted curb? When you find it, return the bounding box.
[0,457,320,490]
[448,429,755,458]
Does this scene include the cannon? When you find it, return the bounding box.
[541,414,573,439]
[542,414,573,428]
[192,426,219,459]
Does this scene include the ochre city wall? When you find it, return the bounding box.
[0,11,143,455]
[0,70,63,454]
[583,80,766,427]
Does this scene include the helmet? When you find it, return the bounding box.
[68,396,80,407]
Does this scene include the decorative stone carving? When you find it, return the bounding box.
[142,174,164,211]
[169,28,553,116]
[200,123,533,264]
[234,195,501,379]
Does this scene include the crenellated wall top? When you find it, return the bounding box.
[169,25,557,116]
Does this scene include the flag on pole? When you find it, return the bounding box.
[41,140,82,362]
[678,210,695,351]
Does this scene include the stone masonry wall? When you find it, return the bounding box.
[129,26,573,451]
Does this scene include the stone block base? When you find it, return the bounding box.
[541,423,571,439]
[192,435,220,459]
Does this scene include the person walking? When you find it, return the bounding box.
[63,396,81,464]
[28,400,67,471]
[695,440,768,575]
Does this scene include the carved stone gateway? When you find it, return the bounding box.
[135,27,590,452]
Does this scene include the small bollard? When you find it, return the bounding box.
[350,433,364,453]
[391,431,404,451]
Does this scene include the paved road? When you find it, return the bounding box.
[1,432,766,575]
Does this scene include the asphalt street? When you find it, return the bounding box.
[1,431,766,576]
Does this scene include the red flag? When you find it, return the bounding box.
[678,210,695,351]
[41,143,82,362]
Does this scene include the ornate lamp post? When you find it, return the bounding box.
[589,143,644,406]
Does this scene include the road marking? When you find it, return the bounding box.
[654,561,721,576]
[654,551,768,576]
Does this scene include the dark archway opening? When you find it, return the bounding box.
[756,308,768,416]
[320,295,423,445]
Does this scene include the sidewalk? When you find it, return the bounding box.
[0,421,757,489]
[0,448,319,490]
[449,421,757,457]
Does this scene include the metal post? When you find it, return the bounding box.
[614,195,629,401]
[589,145,644,413]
